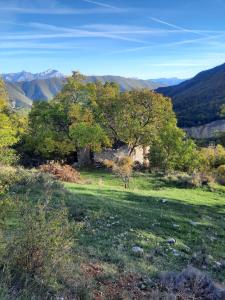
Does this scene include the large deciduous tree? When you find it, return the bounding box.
[94,87,176,154]
[149,121,199,173]
[23,74,109,161]
[23,71,199,171]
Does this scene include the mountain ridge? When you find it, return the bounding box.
[149,77,186,86]
[4,74,165,108]
[157,62,225,127]
[2,69,64,83]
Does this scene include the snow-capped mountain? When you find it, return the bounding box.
[35,69,65,80]
[1,69,65,82]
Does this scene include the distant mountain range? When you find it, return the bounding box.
[150,77,186,86]
[2,70,183,87]
[6,78,65,108]
[2,69,64,83]
[2,71,167,108]
[86,75,163,91]
[157,63,225,127]
[3,66,225,133]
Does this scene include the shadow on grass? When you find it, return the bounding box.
[67,185,225,259]
[66,185,225,283]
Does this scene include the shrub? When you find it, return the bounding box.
[0,148,18,166]
[149,123,200,173]
[0,167,89,298]
[104,156,133,188]
[163,172,214,188]
[155,267,225,299]
[0,166,56,194]
[39,162,81,183]
[0,166,25,193]
[200,144,225,171]
[1,201,76,298]
[217,165,225,185]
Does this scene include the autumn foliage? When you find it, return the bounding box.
[104,156,133,188]
[39,162,81,183]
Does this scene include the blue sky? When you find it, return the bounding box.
[1,0,225,78]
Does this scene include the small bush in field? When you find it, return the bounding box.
[217,164,225,185]
[2,201,76,297]
[39,162,81,183]
[104,156,133,188]
[0,166,60,195]
[0,166,28,193]
[156,267,225,299]
[163,172,214,188]
[191,172,215,187]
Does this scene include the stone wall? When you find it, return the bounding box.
[94,145,149,165]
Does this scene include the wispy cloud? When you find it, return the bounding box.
[3,21,202,45]
[111,33,225,54]
[0,41,86,50]
[111,45,153,54]
[80,23,184,35]
[150,17,225,49]
[2,22,147,44]
[113,17,225,54]
[82,0,117,9]
[150,17,210,37]
[0,6,126,15]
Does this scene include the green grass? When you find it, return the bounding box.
[65,169,225,283]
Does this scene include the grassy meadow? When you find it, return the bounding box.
[1,166,225,298]
[64,169,225,283]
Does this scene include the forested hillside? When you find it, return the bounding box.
[157,63,225,127]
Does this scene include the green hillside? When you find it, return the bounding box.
[157,63,225,127]
[6,82,32,108]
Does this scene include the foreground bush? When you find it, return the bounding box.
[217,165,225,185]
[0,166,86,299]
[0,166,63,197]
[39,162,81,183]
[155,267,225,299]
[1,202,74,297]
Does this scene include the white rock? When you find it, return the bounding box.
[189,220,201,226]
[167,238,176,245]
[132,246,144,255]
[161,199,168,204]
[173,224,180,228]
[215,261,222,267]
